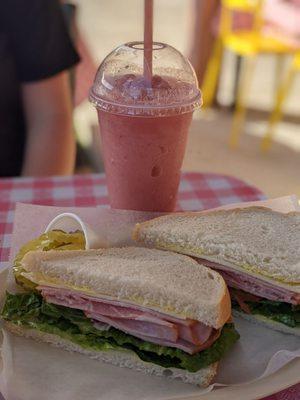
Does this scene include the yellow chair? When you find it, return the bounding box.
[202,0,299,148]
[261,53,300,151]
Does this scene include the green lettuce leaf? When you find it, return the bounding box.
[1,292,240,372]
[232,297,300,328]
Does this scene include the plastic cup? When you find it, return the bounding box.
[89,42,202,211]
[45,213,108,249]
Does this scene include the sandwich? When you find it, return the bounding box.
[1,245,239,386]
[133,207,300,335]
[13,229,85,289]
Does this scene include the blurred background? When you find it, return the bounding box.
[72,0,300,197]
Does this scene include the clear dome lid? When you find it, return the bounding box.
[89,42,202,116]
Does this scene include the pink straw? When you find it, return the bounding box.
[144,0,153,85]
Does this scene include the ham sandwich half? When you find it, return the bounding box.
[1,246,239,386]
[133,207,300,336]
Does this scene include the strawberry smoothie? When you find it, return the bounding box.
[90,42,201,211]
[98,107,192,211]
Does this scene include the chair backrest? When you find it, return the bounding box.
[222,0,262,12]
[220,0,264,37]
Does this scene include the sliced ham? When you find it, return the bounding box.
[42,290,190,329]
[94,324,221,355]
[93,321,110,331]
[230,290,253,314]
[40,286,194,326]
[178,321,212,345]
[86,312,178,341]
[134,328,221,355]
[197,258,300,305]
[119,331,202,354]
[38,286,217,353]
[195,328,221,352]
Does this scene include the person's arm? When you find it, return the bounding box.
[188,0,220,86]
[21,71,75,176]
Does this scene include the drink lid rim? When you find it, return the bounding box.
[88,88,202,115]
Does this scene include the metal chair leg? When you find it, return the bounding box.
[229,56,256,148]
[261,66,296,152]
[202,38,223,108]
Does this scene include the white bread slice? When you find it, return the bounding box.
[4,321,218,386]
[20,247,231,329]
[233,310,300,336]
[133,207,300,289]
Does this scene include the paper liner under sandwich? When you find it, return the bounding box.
[207,194,300,213]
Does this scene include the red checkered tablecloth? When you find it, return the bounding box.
[0,172,299,400]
